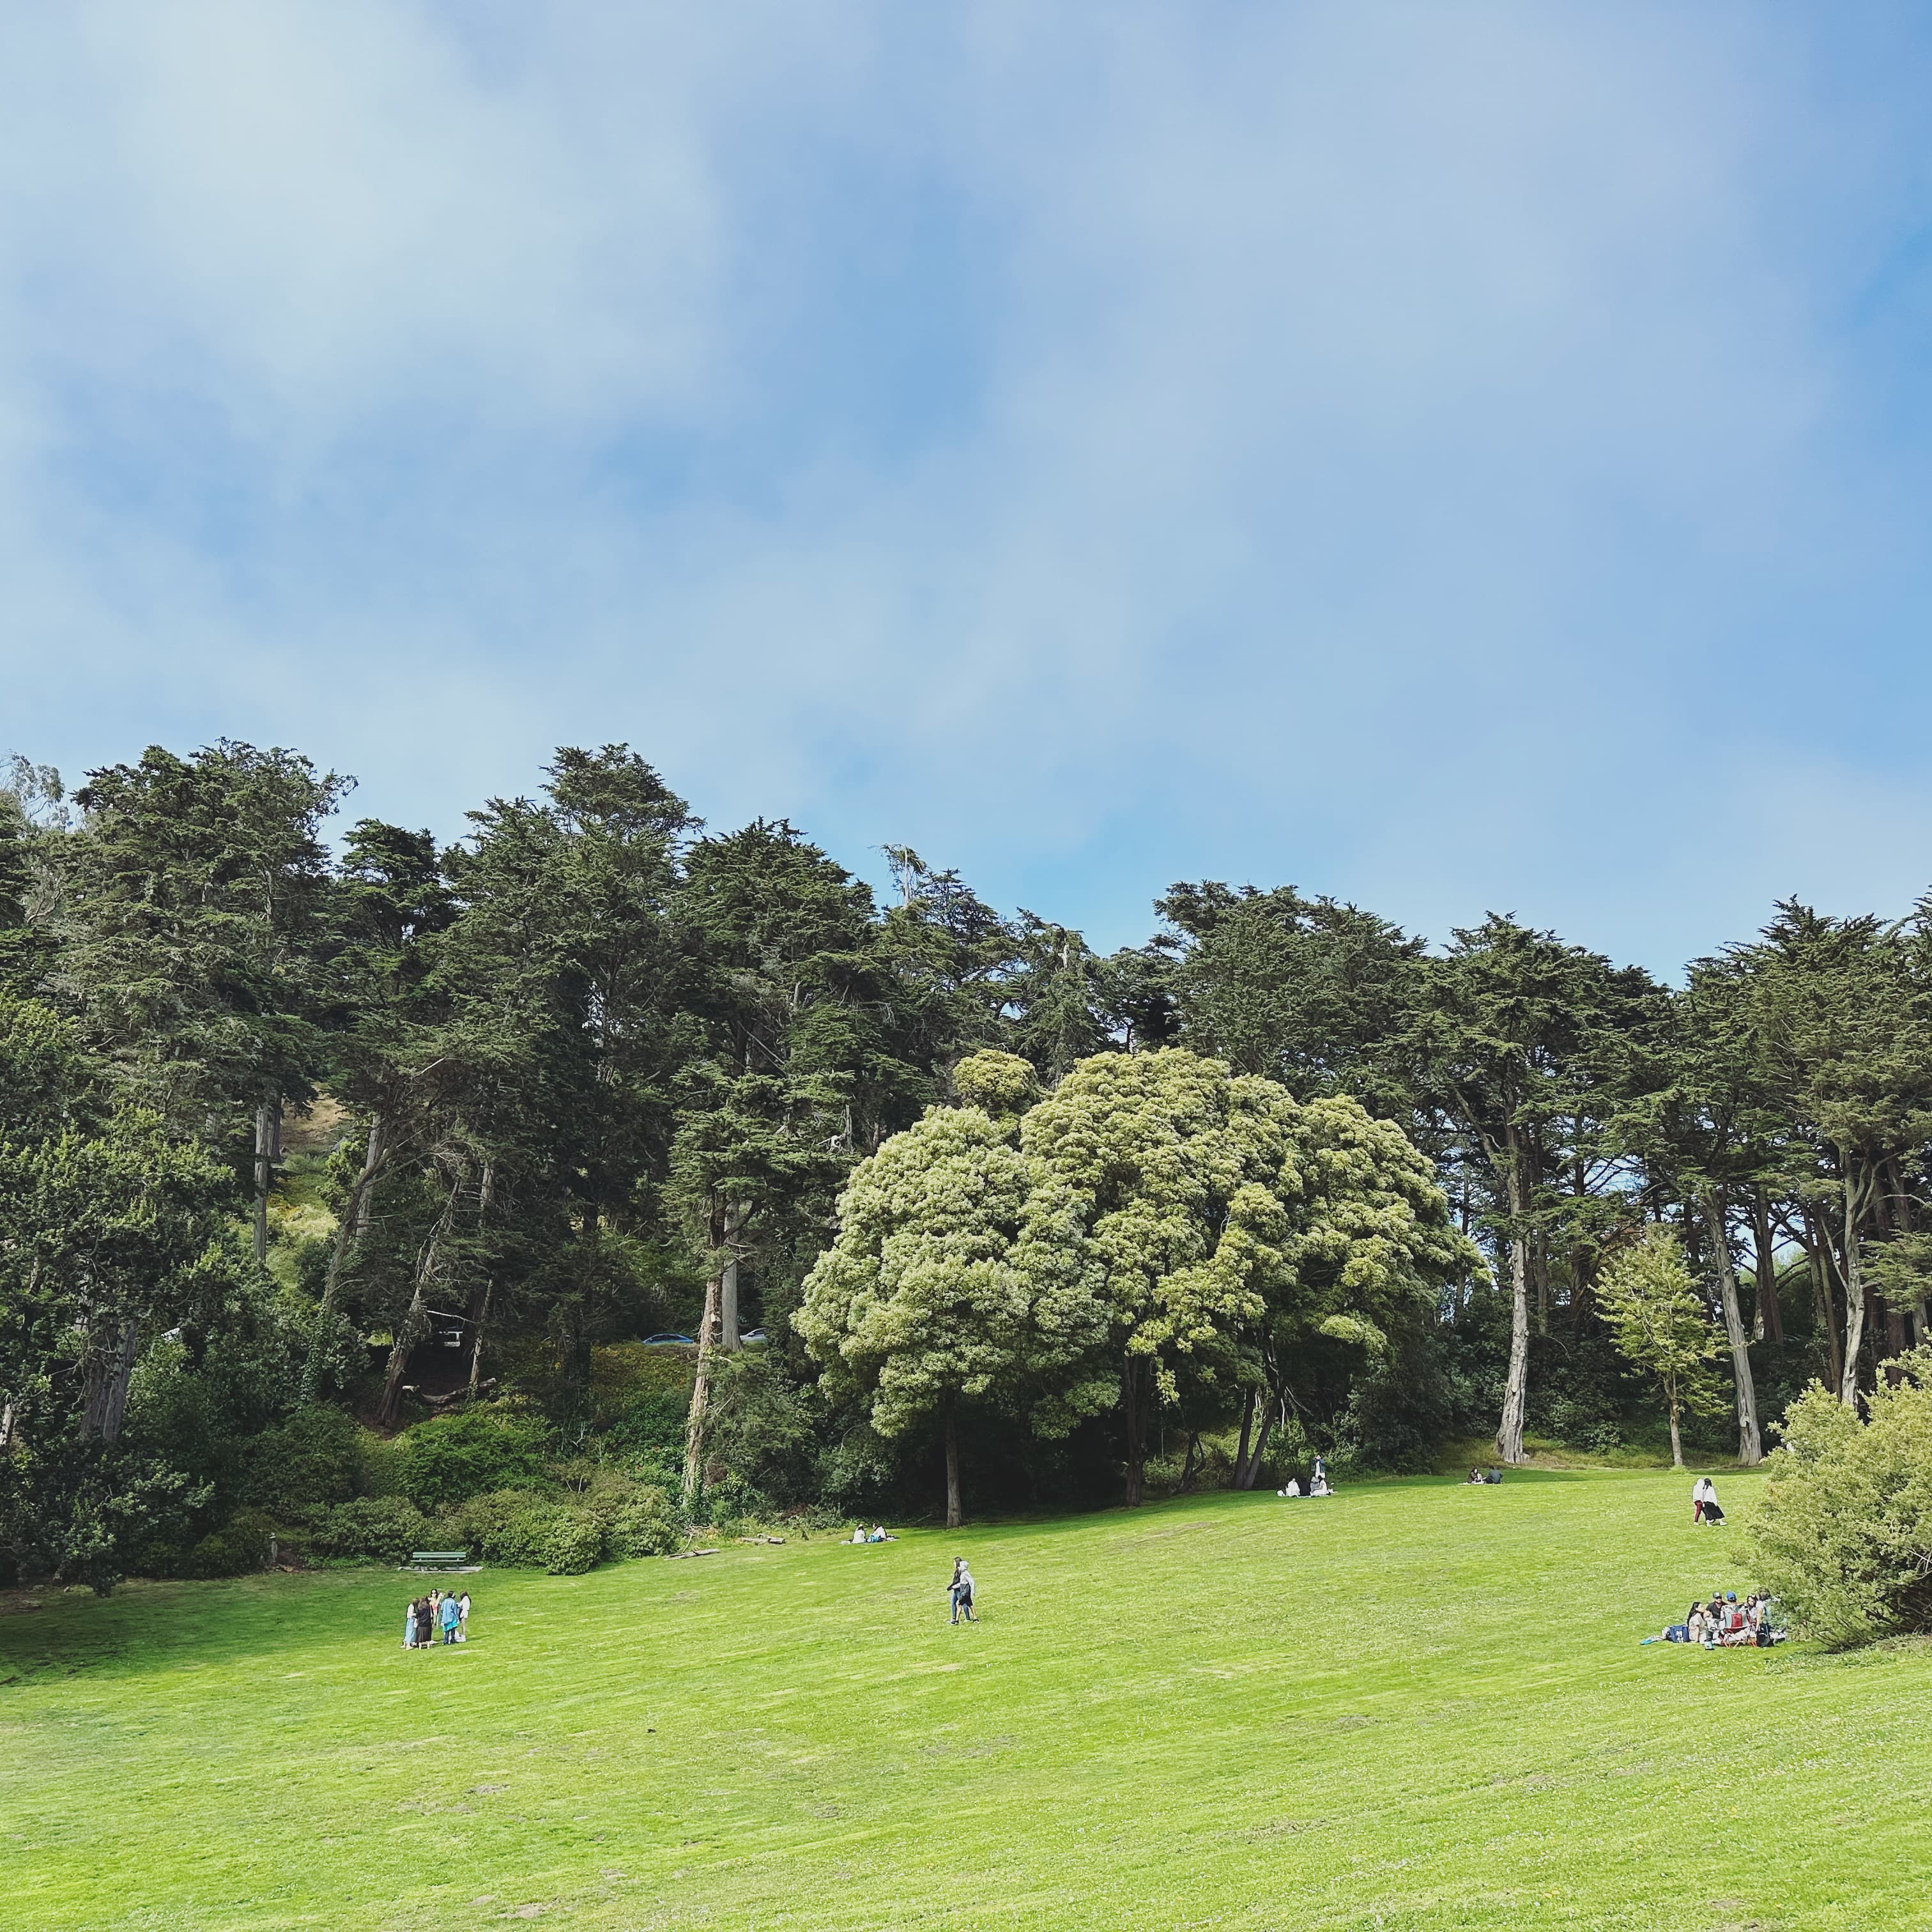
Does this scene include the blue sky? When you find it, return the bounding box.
[6,2,1932,972]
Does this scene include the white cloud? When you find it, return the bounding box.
[3,2,1928,969]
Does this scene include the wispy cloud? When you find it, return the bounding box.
[4,2,1930,970]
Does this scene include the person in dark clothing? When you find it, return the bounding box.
[413,1596,434,1650]
[948,1558,977,1625]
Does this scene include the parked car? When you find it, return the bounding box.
[641,1332,696,1346]
[739,1328,768,1344]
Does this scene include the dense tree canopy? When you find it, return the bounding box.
[7,734,1932,1586]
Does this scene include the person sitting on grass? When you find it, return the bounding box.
[1277,1478,1302,1497]
[1466,1467,1484,1484]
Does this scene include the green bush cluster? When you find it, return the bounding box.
[391,1407,553,1512]
[445,1471,684,1572]
[1744,1352,1932,1647]
[307,1496,434,1565]
[188,1508,277,1579]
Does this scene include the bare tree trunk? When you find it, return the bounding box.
[467,1281,491,1400]
[464,1161,495,1402]
[378,1173,458,1429]
[301,1112,386,1403]
[1178,1430,1202,1492]
[1841,1169,1867,1407]
[1798,1207,1843,1395]
[82,1319,140,1441]
[1495,1125,1533,1465]
[720,1252,740,1353]
[1122,1355,1149,1506]
[1234,1387,1256,1490]
[252,1097,279,1266]
[1750,1192,1782,1344]
[944,1404,962,1529]
[1703,1195,1760,1465]
[1238,1383,1281,1489]
[683,1255,725,1505]
[1667,1398,1683,1469]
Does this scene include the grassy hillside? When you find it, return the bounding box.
[3,1468,1928,1930]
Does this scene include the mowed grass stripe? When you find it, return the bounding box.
[4,1469,1931,1929]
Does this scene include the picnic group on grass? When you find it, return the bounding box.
[403,1587,470,1649]
[1650,1590,1785,1648]
[1275,1453,1333,1499]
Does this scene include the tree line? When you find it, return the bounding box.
[4,740,1930,1581]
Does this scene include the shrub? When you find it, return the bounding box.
[609,1490,682,1558]
[392,1407,553,1512]
[188,1508,276,1579]
[455,1489,564,1568]
[542,1511,606,1575]
[308,1496,432,1565]
[242,1406,362,1514]
[1744,1354,1932,1647]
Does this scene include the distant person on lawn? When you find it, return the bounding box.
[949,1558,977,1625]
[414,1595,434,1650]
[457,1591,471,1642]
[404,1597,419,1649]
[1692,1476,1723,1525]
[440,1591,461,1644]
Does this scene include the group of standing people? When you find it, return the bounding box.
[404,1587,470,1649]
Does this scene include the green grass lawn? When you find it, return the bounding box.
[4,1468,1929,1931]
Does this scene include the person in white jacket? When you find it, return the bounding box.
[1692,1475,1721,1525]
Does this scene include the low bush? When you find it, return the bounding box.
[455,1489,564,1568]
[242,1406,362,1514]
[308,1496,433,1565]
[1744,1352,1932,1646]
[542,1511,606,1575]
[609,1489,682,1558]
[393,1407,553,1512]
[188,1508,277,1579]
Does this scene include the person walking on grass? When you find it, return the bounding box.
[948,1558,977,1625]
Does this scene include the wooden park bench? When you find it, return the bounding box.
[406,1551,471,1572]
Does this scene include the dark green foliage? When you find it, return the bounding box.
[392,1408,553,1512]
[241,1407,362,1515]
[26,724,1932,1572]
[307,1496,433,1564]
[540,1511,606,1574]
[608,1491,682,1557]
[188,1508,275,1579]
